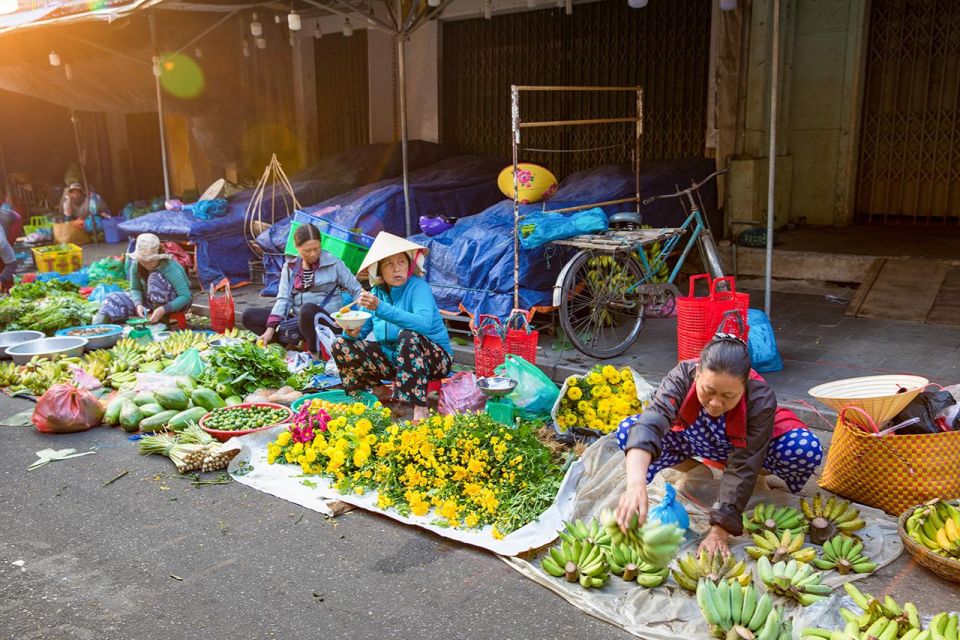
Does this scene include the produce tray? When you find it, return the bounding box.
[291,390,379,411]
[199,402,292,442]
[898,505,960,583]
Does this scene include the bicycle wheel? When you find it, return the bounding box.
[559,250,645,359]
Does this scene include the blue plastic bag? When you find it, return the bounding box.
[518,207,609,250]
[747,308,783,373]
[648,483,690,533]
[88,283,123,303]
[191,198,228,220]
[494,354,560,420]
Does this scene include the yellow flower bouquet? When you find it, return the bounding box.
[267,403,568,537]
[552,365,650,435]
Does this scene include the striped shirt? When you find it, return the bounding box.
[301,269,315,289]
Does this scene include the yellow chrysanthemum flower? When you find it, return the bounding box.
[566,386,583,401]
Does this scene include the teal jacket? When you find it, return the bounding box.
[127,257,192,314]
[348,275,451,363]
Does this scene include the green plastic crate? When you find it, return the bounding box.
[322,235,369,274]
[291,390,380,411]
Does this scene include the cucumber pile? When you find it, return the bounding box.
[202,405,290,432]
[102,379,241,434]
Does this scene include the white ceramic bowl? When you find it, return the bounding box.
[333,310,371,331]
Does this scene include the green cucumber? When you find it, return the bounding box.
[191,387,226,412]
[154,388,190,411]
[134,391,157,406]
[167,406,208,432]
[139,403,166,418]
[119,401,143,431]
[103,396,126,426]
[138,410,179,432]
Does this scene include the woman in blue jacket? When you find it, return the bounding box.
[332,233,452,422]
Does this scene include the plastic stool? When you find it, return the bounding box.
[167,311,187,330]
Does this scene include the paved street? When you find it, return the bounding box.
[2,389,959,640]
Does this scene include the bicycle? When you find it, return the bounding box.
[551,169,727,359]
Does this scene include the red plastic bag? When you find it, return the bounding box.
[209,282,235,333]
[31,384,105,434]
[163,242,193,271]
[438,372,487,415]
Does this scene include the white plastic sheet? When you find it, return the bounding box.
[224,425,582,556]
[502,436,903,639]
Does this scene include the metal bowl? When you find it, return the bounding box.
[55,324,123,350]
[5,336,89,365]
[476,376,518,398]
[0,330,45,359]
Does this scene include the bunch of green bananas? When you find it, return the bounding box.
[107,339,144,374]
[742,503,806,538]
[559,518,613,548]
[745,528,817,564]
[928,613,960,640]
[756,556,832,606]
[540,538,610,588]
[800,493,865,544]
[598,508,684,568]
[812,535,877,574]
[584,255,636,329]
[0,361,20,387]
[672,549,752,592]
[605,542,670,587]
[837,583,923,639]
[904,499,960,558]
[10,356,77,395]
[697,579,791,640]
[156,330,210,357]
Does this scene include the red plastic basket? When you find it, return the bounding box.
[199,402,293,442]
[471,309,539,377]
[472,314,505,378]
[676,275,751,361]
[676,274,715,361]
[504,309,539,366]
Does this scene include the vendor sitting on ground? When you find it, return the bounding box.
[0,206,23,293]
[614,321,823,556]
[332,232,452,422]
[93,233,192,324]
[242,224,364,356]
[60,183,110,225]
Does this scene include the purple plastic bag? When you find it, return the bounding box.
[438,372,487,415]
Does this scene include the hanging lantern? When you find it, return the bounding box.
[342,18,353,36]
[288,9,301,31]
[250,12,263,37]
[274,13,281,23]
[720,0,737,10]
[256,36,267,49]
[314,23,322,39]
[49,51,61,67]
[627,0,648,7]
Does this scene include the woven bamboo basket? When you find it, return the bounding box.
[897,505,960,584]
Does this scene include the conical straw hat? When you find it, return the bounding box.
[359,232,428,286]
[808,374,929,427]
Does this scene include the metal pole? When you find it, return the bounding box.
[396,0,411,237]
[764,0,780,318]
[149,13,172,201]
[635,87,642,216]
[511,85,520,309]
[69,110,88,191]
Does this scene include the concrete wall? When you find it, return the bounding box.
[786,0,867,226]
[727,0,868,231]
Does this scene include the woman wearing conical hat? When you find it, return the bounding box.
[332,232,452,422]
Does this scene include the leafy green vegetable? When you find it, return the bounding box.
[199,340,297,395]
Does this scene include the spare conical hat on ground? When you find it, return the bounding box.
[359,232,428,286]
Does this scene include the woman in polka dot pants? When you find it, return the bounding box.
[614,324,823,557]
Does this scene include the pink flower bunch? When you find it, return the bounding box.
[288,406,331,443]
[516,169,534,186]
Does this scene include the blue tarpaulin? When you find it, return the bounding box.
[117,142,455,287]
[411,159,719,320]
[257,155,507,254]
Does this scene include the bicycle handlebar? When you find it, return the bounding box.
[642,168,729,205]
